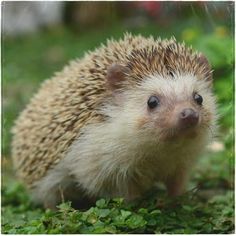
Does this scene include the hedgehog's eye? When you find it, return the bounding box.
[193,93,203,105]
[147,96,160,109]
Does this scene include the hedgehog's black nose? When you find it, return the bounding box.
[179,108,199,128]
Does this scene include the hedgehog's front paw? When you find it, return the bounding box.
[32,186,62,210]
[166,181,185,197]
[165,171,189,197]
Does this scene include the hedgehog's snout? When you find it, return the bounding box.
[178,108,199,129]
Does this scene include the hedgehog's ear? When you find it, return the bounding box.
[106,63,131,90]
[197,54,213,86]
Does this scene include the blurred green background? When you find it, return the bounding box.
[2,1,235,233]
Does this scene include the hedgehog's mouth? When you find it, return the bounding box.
[159,126,199,142]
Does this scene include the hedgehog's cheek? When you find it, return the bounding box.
[136,116,150,129]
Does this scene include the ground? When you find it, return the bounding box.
[2,20,234,233]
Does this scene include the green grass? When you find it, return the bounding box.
[2,18,234,233]
[1,186,234,234]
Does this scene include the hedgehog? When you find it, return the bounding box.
[12,33,217,209]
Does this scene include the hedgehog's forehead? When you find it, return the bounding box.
[138,73,203,97]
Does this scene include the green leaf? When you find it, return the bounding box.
[126,215,147,229]
[120,209,132,219]
[96,199,107,208]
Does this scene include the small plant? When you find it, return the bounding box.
[1,181,234,234]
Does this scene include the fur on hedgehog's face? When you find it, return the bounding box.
[105,63,216,143]
[129,74,216,142]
